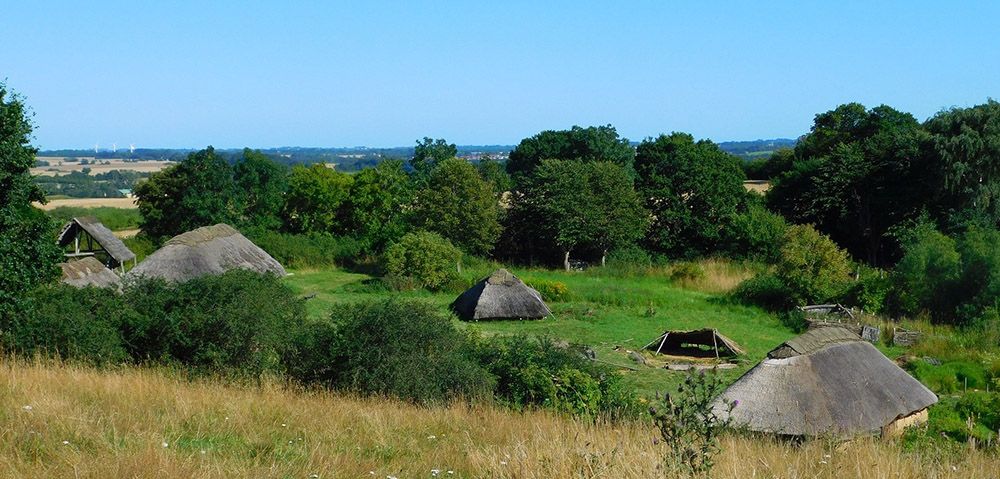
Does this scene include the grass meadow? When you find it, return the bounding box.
[2,358,996,478]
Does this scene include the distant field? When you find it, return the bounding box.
[743,180,771,194]
[31,157,171,177]
[35,197,138,210]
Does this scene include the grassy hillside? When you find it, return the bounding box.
[1,359,994,478]
[284,265,793,396]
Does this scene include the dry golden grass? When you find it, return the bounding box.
[34,197,138,210]
[669,258,756,294]
[31,158,171,177]
[1,359,996,478]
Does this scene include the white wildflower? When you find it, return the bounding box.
[162,442,169,448]
[62,440,70,445]
[22,405,32,411]
[427,435,436,440]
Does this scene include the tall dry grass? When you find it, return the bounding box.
[668,258,757,294]
[0,359,996,478]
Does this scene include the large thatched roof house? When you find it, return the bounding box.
[59,257,122,289]
[126,224,286,282]
[57,216,136,272]
[712,326,937,438]
[451,269,551,321]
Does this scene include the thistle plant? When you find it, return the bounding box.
[650,370,733,476]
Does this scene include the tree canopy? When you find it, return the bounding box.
[411,158,502,256]
[635,133,746,258]
[344,159,414,252]
[410,137,457,180]
[507,125,634,178]
[281,164,353,235]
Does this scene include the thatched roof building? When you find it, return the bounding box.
[643,328,744,358]
[57,216,136,271]
[126,224,286,283]
[59,257,122,289]
[451,269,551,321]
[712,326,937,438]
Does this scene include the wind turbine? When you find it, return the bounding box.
[94,143,99,154]
[129,143,135,155]
[112,143,117,153]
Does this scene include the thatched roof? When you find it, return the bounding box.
[643,328,745,358]
[450,269,551,320]
[126,224,286,282]
[713,327,937,437]
[57,216,136,265]
[59,257,122,289]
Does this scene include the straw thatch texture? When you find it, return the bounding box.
[59,257,122,289]
[126,224,286,283]
[450,269,551,320]
[643,329,745,357]
[713,327,937,437]
[57,216,136,265]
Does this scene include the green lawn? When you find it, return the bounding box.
[283,267,796,396]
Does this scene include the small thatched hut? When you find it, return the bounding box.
[643,329,744,358]
[126,224,286,282]
[450,269,551,321]
[712,326,937,438]
[57,216,136,272]
[59,257,122,289]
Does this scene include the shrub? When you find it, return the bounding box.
[8,286,129,364]
[731,273,794,311]
[722,201,788,262]
[122,270,306,378]
[844,268,892,314]
[288,299,494,404]
[891,223,961,321]
[250,230,364,269]
[527,279,570,302]
[384,231,462,290]
[774,224,852,305]
[651,370,732,476]
[669,261,705,283]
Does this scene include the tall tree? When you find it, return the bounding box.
[411,158,502,256]
[476,156,513,197]
[281,164,353,234]
[767,103,926,265]
[507,125,634,179]
[923,100,1000,230]
[0,83,61,309]
[234,148,287,230]
[587,162,649,266]
[410,137,457,180]
[135,146,241,241]
[635,133,746,258]
[343,159,414,252]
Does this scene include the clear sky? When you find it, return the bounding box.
[2,1,998,149]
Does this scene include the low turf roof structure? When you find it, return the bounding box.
[712,326,938,438]
[643,328,744,358]
[451,269,551,321]
[126,223,286,283]
[59,257,122,289]
[57,216,136,271]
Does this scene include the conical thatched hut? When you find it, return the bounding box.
[59,257,122,289]
[450,269,551,321]
[126,224,286,283]
[712,326,937,438]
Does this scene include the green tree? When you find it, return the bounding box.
[476,156,513,196]
[384,231,462,290]
[924,100,1000,230]
[135,146,240,241]
[586,162,648,266]
[410,137,457,180]
[507,125,634,179]
[411,158,502,256]
[635,133,746,258]
[767,103,927,265]
[0,83,61,309]
[234,148,287,230]
[343,159,414,252]
[775,224,853,305]
[281,164,353,234]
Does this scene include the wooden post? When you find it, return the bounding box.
[74,236,79,255]
[712,329,720,359]
[563,250,571,272]
[656,333,669,355]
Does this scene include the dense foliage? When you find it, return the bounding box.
[411,158,502,255]
[506,125,634,178]
[383,231,462,290]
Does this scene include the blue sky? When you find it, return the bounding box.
[2,1,998,149]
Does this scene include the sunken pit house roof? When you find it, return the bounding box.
[57,216,136,266]
[711,326,937,438]
[643,328,745,358]
[126,224,286,283]
[59,257,122,289]
[450,269,552,321]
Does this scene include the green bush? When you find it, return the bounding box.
[891,223,961,321]
[669,262,705,282]
[774,224,852,305]
[731,273,794,311]
[844,269,892,314]
[123,270,306,378]
[722,201,788,262]
[527,279,570,302]
[7,286,129,364]
[287,299,494,404]
[383,231,462,290]
[250,230,364,269]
